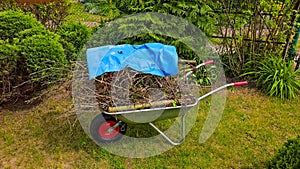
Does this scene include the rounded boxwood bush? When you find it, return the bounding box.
[0,40,19,76]
[268,136,300,169]
[0,10,43,41]
[56,21,91,62]
[19,33,67,83]
[0,40,20,102]
[18,26,56,41]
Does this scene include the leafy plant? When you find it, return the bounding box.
[114,0,218,36]
[19,33,67,84]
[0,40,20,102]
[0,0,19,12]
[0,41,19,77]
[268,136,300,169]
[56,21,91,62]
[0,10,43,42]
[12,0,72,30]
[82,0,122,19]
[0,10,48,101]
[246,56,300,100]
[18,26,56,41]
[213,0,298,77]
[0,6,70,102]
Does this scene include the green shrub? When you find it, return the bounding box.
[0,8,70,102]
[114,0,217,36]
[247,57,300,100]
[19,33,67,83]
[82,0,121,17]
[1,0,72,31]
[0,40,19,76]
[0,10,42,42]
[0,40,20,102]
[56,21,91,62]
[268,136,300,169]
[26,0,72,30]
[18,26,56,41]
[0,0,19,12]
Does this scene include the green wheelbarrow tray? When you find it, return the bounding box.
[104,101,198,124]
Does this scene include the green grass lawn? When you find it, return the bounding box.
[0,88,299,168]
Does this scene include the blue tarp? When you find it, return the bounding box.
[86,43,178,79]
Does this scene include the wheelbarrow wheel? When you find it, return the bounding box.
[90,114,127,143]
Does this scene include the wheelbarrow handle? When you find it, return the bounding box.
[194,60,214,70]
[183,60,214,79]
[197,81,248,102]
[203,60,214,66]
[233,81,248,86]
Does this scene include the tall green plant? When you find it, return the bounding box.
[247,57,300,100]
[0,8,70,102]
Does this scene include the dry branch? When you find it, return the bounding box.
[94,68,195,112]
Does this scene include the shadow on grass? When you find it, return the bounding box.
[36,109,179,167]
[37,111,125,167]
[0,97,42,112]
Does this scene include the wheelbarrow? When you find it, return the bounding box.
[89,59,248,145]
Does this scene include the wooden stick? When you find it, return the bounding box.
[108,100,175,112]
[179,59,197,64]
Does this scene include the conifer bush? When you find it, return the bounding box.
[268,136,300,169]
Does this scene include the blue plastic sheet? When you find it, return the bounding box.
[86,43,178,79]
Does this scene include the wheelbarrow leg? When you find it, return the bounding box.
[149,114,186,146]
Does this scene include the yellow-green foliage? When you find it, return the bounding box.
[0,10,42,41]
[57,21,91,62]
[0,10,68,101]
[19,33,67,82]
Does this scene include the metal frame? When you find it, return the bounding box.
[147,83,238,145]
[149,114,187,146]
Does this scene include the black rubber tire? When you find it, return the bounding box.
[90,114,127,143]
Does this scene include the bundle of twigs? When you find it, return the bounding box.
[94,68,196,112]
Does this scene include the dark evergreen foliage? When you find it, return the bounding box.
[268,136,300,169]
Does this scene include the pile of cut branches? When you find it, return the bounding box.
[94,68,196,112]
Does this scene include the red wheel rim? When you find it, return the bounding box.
[98,121,120,139]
